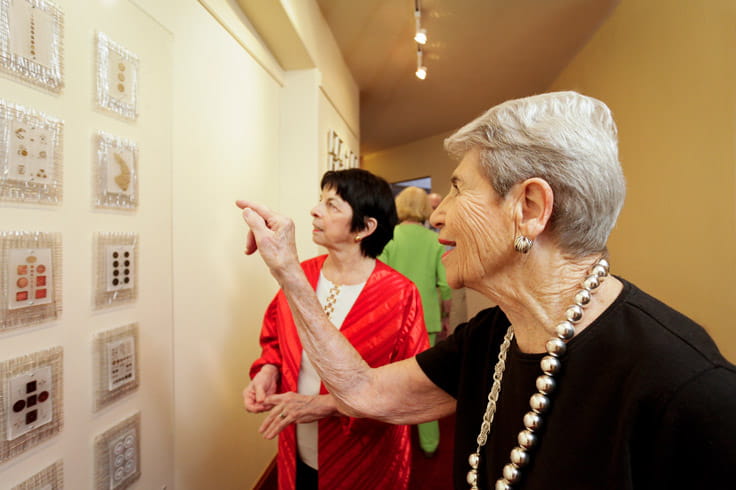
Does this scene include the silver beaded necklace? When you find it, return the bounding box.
[467,258,610,490]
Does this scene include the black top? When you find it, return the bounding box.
[416,278,736,489]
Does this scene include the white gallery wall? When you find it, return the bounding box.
[0,0,359,488]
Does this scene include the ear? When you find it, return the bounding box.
[359,217,378,238]
[514,178,554,240]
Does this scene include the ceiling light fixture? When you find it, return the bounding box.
[415,46,427,80]
[414,0,427,80]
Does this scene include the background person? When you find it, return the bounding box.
[378,185,452,458]
[242,168,429,490]
[238,91,736,490]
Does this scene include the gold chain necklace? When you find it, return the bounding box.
[467,258,610,490]
[323,283,342,319]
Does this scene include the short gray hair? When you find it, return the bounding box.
[445,91,626,256]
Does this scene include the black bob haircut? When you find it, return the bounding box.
[320,168,398,258]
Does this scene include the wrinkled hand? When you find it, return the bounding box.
[235,200,300,278]
[243,365,279,413]
[258,392,337,440]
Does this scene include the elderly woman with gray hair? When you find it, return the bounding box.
[237,92,736,489]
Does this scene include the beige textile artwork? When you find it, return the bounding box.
[0,99,63,204]
[95,31,138,120]
[94,231,138,309]
[10,459,63,490]
[0,230,62,331]
[94,131,138,209]
[0,0,63,92]
[326,129,359,171]
[93,323,139,412]
[94,412,141,490]
[0,347,63,464]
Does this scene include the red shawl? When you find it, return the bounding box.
[250,255,429,490]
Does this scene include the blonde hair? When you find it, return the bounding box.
[395,186,432,222]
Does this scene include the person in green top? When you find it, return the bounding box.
[378,185,452,458]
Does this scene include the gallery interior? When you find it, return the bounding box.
[0,0,734,488]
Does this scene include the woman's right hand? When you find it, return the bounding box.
[243,364,279,413]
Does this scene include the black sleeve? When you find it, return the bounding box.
[650,366,736,489]
[415,321,467,399]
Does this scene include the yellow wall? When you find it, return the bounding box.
[365,0,736,361]
[549,0,736,361]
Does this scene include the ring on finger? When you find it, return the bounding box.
[279,411,287,419]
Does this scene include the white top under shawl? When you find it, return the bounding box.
[297,271,366,469]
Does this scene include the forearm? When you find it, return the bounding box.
[276,265,375,417]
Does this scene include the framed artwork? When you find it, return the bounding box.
[0,230,62,331]
[95,32,138,120]
[11,460,63,490]
[0,347,63,464]
[93,323,139,412]
[0,99,63,204]
[94,131,138,209]
[0,0,63,92]
[94,232,137,309]
[94,412,141,490]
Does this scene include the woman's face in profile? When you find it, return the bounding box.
[310,186,355,250]
[435,149,512,289]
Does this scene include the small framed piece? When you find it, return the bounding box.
[95,32,138,120]
[0,230,62,331]
[0,346,63,464]
[94,412,141,490]
[0,0,63,92]
[11,459,63,490]
[93,323,139,412]
[94,131,138,209]
[94,232,137,309]
[0,99,63,204]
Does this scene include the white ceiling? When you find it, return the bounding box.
[315,0,620,154]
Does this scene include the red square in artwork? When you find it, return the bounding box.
[36,276,46,286]
[16,291,29,301]
[17,265,28,275]
[35,289,47,299]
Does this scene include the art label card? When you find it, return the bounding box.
[7,247,53,309]
[107,336,135,391]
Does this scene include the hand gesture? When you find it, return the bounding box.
[243,364,279,413]
[258,392,337,440]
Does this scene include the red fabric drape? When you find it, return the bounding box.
[251,256,429,490]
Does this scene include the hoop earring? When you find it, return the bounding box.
[513,235,533,254]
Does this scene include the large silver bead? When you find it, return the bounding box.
[495,478,512,490]
[574,288,591,306]
[565,305,583,322]
[530,392,550,413]
[510,447,530,467]
[540,355,561,375]
[555,321,575,341]
[545,337,567,357]
[502,463,521,483]
[468,452,480,469]
[591,264,608,278]
[536,374,556,394]
[523,411,543,431]
[466,469,478,486]
[583,274,601,290]
[598,258,610,273]
[518,429,537,449]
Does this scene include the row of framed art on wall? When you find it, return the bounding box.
[1,1,145,489]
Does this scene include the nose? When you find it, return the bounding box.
[310,203,322,218]
[429,197,446,229]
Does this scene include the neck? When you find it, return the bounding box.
[474,246,621,353]
[322,248,375,285]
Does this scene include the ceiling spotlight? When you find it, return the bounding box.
[415,47,427,80]
[414,28,427,45]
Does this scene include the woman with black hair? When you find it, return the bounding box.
[242,168,429,490]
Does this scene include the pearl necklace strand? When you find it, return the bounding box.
[467,258,610,490]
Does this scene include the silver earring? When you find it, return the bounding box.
[514,235,533,254]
